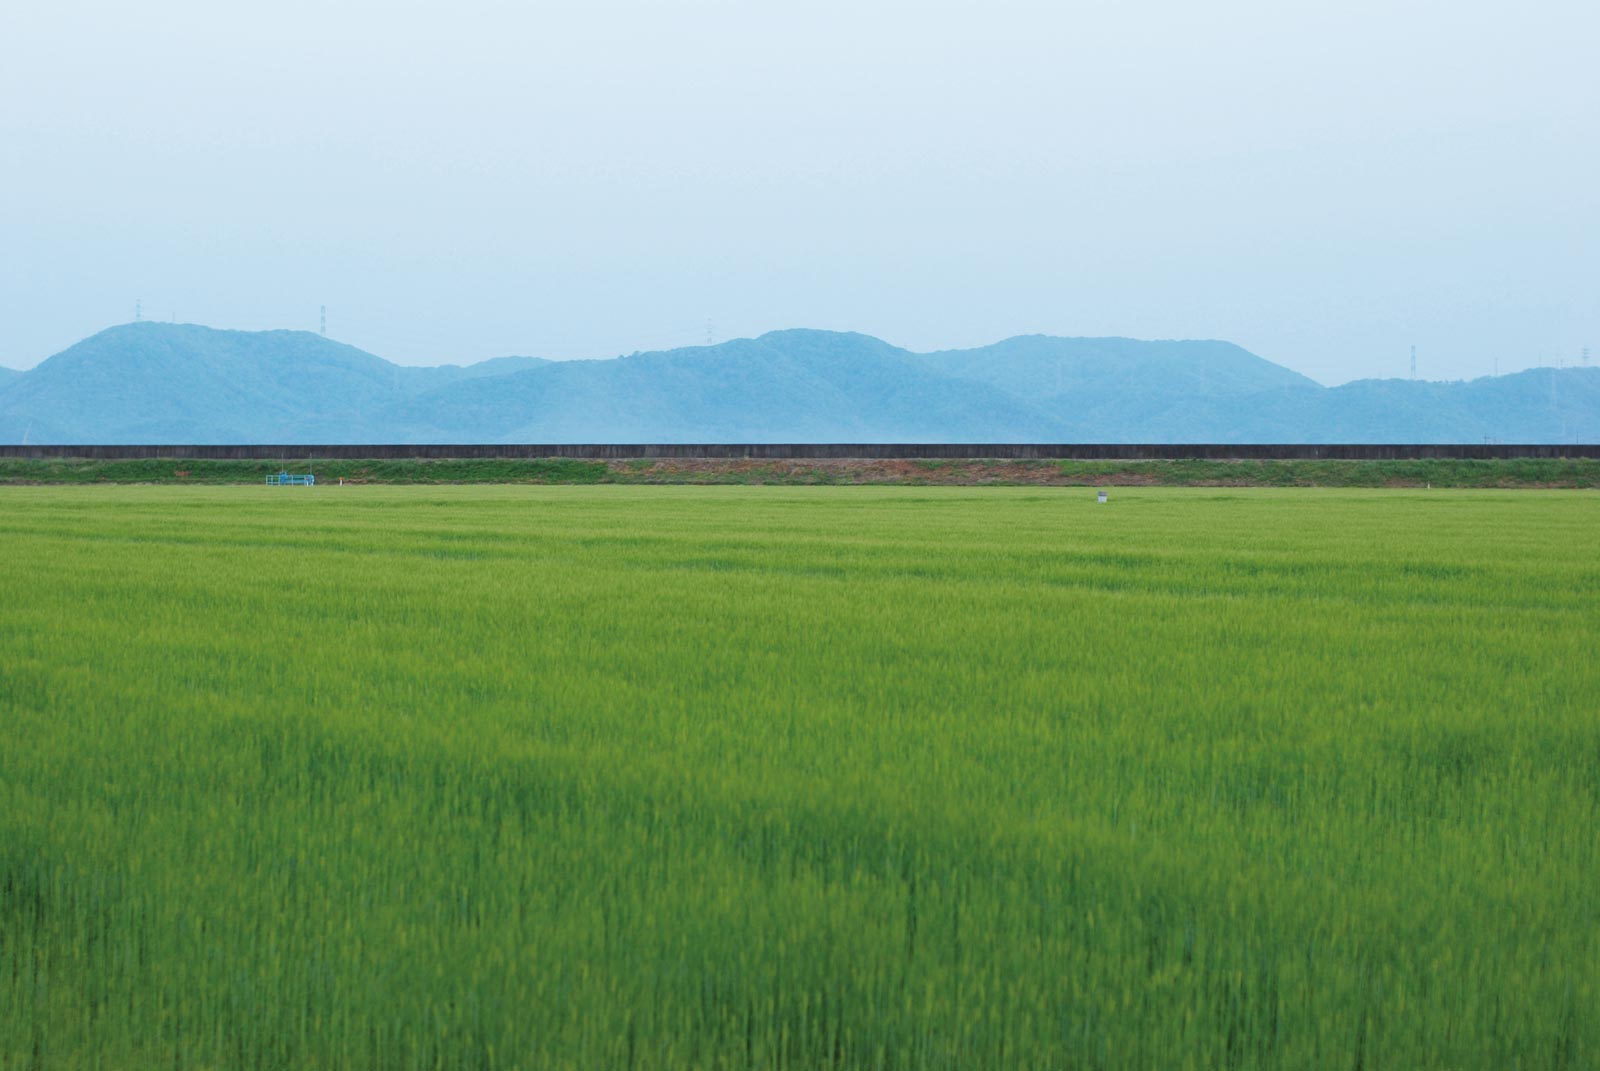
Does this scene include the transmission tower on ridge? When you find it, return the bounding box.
[135,299,141,322]
[320,305,327,336]
[1409,345,1416,381]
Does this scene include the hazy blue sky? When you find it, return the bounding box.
[1,0,1594,383]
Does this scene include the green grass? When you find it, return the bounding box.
[2,456,1599,487]
[2,486,1597,1069]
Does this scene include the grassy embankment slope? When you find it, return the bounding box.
[2,486,1597,1068]
[2,455,1599,486]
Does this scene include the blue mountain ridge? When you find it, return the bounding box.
[0,321,1595,444]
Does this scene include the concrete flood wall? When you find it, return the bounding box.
[0,444,1597,461]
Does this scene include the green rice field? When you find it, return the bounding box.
[2,485,1597,1069]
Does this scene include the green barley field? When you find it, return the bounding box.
[2,485,1596,1070]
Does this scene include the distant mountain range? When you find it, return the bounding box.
[1,322,1596,444]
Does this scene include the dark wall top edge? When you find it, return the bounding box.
[1,444,1598,461]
